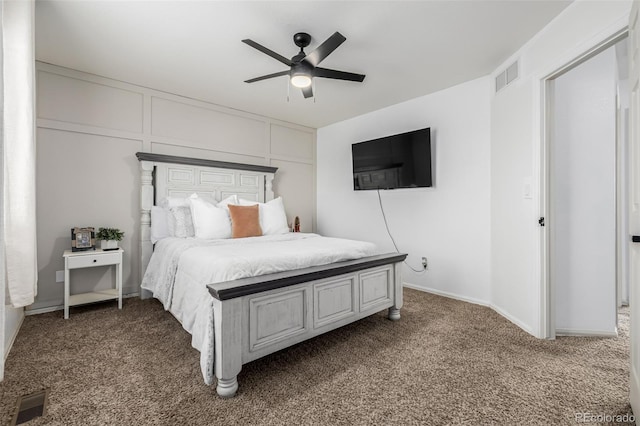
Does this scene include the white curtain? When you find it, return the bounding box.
[2,0,37,308]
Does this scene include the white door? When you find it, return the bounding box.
[628,0,640,413]
[550,47,618,336]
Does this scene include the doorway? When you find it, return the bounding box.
[544,34,628,337]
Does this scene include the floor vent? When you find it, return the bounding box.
[11,389,49,425]
[495,60,519,93]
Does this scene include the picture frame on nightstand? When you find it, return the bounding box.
[71,227,95,252]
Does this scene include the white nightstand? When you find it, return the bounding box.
[63,248,123,319]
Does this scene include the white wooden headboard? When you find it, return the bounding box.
[136,152,278,295]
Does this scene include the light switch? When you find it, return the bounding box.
[56,270,64,283]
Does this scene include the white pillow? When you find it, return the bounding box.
[150,206,170,244]
[189,197,231,239]
[217,194,238,211]
[238,197,289,235]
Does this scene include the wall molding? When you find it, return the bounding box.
[37,119,145,143]
[36,61,315,132]
[269,153,315,166]
[150,134,268,159]
[149,141,267,163]
[33,61,317,313]
[36,62,315,168]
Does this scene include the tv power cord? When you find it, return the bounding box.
[377,188,426,274]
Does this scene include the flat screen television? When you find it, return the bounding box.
[352,127,432,190]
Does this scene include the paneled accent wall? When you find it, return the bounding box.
[33,62,316,312]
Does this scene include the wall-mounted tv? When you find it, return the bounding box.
[352,127,432,190]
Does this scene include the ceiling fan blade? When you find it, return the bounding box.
[242,39,293,66]
[303,32,346,67]
[302,85,313,99]
[314,67,365,82]
[245,70,290,83]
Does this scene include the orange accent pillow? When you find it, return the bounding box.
[228,204,263,238]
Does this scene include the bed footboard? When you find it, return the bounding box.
[208,253,406,398]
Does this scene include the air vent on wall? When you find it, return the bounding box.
[495,60,519,93]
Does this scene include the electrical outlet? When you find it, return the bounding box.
[421,257,428,270]
[55,270,64,283]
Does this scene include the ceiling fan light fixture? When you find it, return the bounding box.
[290,73,312,88]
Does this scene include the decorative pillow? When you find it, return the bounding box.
[150,206,170,244]
[189,196,231,239]
[238,197,289,235]
[228,204,262,238]
[159,196,189,209]
[168,205,195,238]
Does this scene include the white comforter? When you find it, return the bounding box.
[141,233,378,384]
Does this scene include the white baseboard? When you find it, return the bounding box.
[556,328,618,337]
[25,292,140,316]
[403,282,536,336]
[402,282,489,307]
[5,311,24,362]
[490,303,534,336]
[25,304,64,316]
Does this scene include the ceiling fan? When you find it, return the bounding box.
[242,32,366,99]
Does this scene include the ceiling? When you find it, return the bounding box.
[35,1,572,129]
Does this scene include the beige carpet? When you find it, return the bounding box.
[0,289,632,425]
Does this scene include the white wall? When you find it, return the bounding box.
[490,0,631,336]
[552,46,617,334]
[32,62,316,312]
[318,0,632,337]
[317,77,492,304]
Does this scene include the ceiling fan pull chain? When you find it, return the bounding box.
[286,77,290,102]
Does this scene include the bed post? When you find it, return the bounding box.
[140,159,154,299]
[265,172,275,201]
[213,298,242,397]
[388,261,403,321]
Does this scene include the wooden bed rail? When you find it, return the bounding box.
[207,253,407,300]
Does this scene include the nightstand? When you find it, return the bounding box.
[63,248,123,319]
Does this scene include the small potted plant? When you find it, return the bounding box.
[96,227,124,251]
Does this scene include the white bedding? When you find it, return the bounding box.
[141,233,378,384]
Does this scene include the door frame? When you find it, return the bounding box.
[538,27,628,339]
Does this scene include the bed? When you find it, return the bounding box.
[136,152,406,397]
